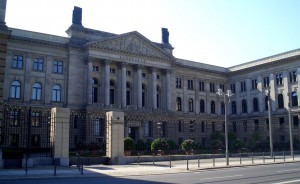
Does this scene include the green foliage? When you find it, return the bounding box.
[181,139,197,151]
[135,139,146,151]
[124,137,134,151]
[151,138,168,151]
[167,139,177,150]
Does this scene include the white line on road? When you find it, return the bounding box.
[272,179,300,184]
[277,168,300,173]
[199,175,243,181]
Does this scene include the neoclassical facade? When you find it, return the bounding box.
[1,5,299,148]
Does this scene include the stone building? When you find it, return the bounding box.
[0,3,299,150]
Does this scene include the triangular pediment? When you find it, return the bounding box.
[85,31,174,61]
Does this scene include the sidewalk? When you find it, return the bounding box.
[0,155,299,180]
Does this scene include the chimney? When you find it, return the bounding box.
[72,6,82,26]
[162,28,169,44]
[0,0,7,28]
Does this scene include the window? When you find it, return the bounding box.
[110,68,116,74]
[279,117,284,128]
[230,84,236,93]
[142,84,146,107]
[291,92,298,107]
[251,79,257,90]
[200,99,205,113]
[161,122,167,137]
[220,84,225,92]
[144,121,153,137]
[32,82,42,100]
[157,75,160,80]
[212,122,216,133]
[201,138,206,148]
[254,119,259,131]
[33,57,44,71]
[176,78,182,88]
[10,110,19,126]
[142,73,146,78]
[211,101,215,114]
[11,80,21,99]
[52,84,61,102]
[53,60,63,73]
[157,86,161,108]
[293,116,299,128]
[221,102,225,114]
[241,81,246,92]
[265,96,269,110]
[178,120,184,132]
[289,71,297,83]
[242,99,247,113]
[188,80,193,90]
[278,94,284,108]
[263,77,270,88]
[73,116,79,129]
[31,112,40,127]
[210,83,215,93]
[243,121,247,132]
[127,70,131,76]
[201,121,206,132]
[126,82,132,106]
[189,121,195,132]
[188,98,194,112]
[12,54,23,69]
[176,97,182,111]
[199,81,205,91]
[92,78,99,103]
[266,119,269,131]
[276,74,283,85]
[92,66,99,71]
[31,134,40,147]
[231,101,237,114]
[253,98,259,112]
[110,80,116,105]
[94,118,105,136]
[232,121,237,132]
[9,134,19,147]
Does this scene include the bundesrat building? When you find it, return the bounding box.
[0,4,300,150]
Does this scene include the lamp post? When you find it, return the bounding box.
[216,88,233,166]
[287,92,294,157]
[265,88,273,156]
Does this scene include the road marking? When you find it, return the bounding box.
[199,175,243,181]
[273,179,300,184]
[277,168,300,173]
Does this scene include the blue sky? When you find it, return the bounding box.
[5,0,300,67]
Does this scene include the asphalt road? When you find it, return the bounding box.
[2,162,300,184]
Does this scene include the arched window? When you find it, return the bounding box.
[52,84,61,102]
[32,82,42,100]
[110,80,116,105]
[253,98,259,112]
[211,101,215,114]
[265,96,269,110]
[231,101,236,114]
[189,98,194,112]
[221,102,225,114]
[92,78,99,103]
[292,92,298,107]
[278,94,284,108]
[242,99,247,113]
[200,99,205,113]
[157,86,161,108]
[176,97,182,111]
[126,82,132,106]
[11,80,21,99]
[142,84,147,107]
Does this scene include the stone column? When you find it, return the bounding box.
[87,59,93,105]
[283,71,290,108]
[103,60,110,107]
[246,79,251,114]
[51,107,70,166]
[166,69,171,111]
[106,111,125,165]
[269,74,276,111]
[257,76,264,112]
[151,67,157,110]
[136,65,142,109]
[121,63,127,108]
[235,81,241,114]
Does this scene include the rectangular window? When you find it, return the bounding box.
[31,112,40,127]
[289,71,297,83]
[210,83,215,93]
[251,79,257,90]
[92,66,99,71]
[189,121,194,132]
[241,81,246,92]
[279,117,284,128]
[157,75,160,79]
[231,84,236,93]
[254,119,259,131]
[53,60,63,73]
[232,121,237,132]
[9,111,19,126]
[110,68,116,74]
[176,78,182,88]
[188,80,193,90]
[276,74,283,85]
[144,121,153,137]
[243,121,247,132]
[31,134,41,147]
[201,122,206,132]
[142,73,146,78]
[293,116,299,128]
[178,120,184,132]
[12,54,23,69]
[127,71,132,76]
[199,81,205,91]
[9,134,19,147]
[33,57,44,71]
[263,77,270,88]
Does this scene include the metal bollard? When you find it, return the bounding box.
[198,155,200,168]
[274,152,276,162]
[186,155,189,170]
[263,152,265,163]
[240,152,242,164]
[25,154,28,175]
[252,152,254,164]
[283,151,285,161]
[138,153,140,165]
[213,154,215,167]
[169,154,171,168]
[153,153,155,166]
[81,158,84,175]
[54,158,57,176]
[293,152,295,161]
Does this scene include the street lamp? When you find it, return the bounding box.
[265,88,273,156]
[216,88,233,166]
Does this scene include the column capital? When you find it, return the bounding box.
[102,59,111,65]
